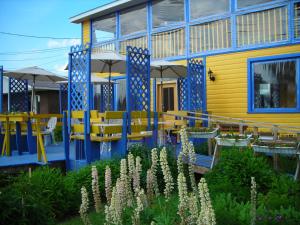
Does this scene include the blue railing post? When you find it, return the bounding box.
[63,111,70,170]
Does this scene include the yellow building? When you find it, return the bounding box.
[70,0,300,126]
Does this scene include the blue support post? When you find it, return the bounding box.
[27,119,36,154]
[63,111,70,170]
[15,122,22,155]
[67,51,72,134]
[153,78,157,112]
[84,111,92,163]
[111,112,127,158]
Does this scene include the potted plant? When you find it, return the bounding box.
[187,127,219,139]
[252,140,299,155]
[215,133,252,147]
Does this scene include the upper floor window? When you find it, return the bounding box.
[190,18,231,53]
[152,28,185,58]
[119,36,148,55]
[92,14,116,44]
[120,4,147,36]
[249,55,299,113]
[295,3,300,39]
[152,0,184,28]
[237,7,288,47]
[237,0,275,9]
[190,0,229,20]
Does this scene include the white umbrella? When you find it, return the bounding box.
[150,60,187,112]
[91,51,126,110]
[4,66,66,112]
[57,75,116,85]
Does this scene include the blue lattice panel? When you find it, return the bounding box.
[69,44,91,111]
[9,78,29,112]
[178,78,188,110]
[188,59,204,111]
[126,46,151,112]
[59,83,68,112]
[101,83,114,112]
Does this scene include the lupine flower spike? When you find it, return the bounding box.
[160,147,174,199]
[79,186,92,225]
[105,166,112,203]
[91,166,101,213]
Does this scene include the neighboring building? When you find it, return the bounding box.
[70,0,300,126]
[2,78,60,114]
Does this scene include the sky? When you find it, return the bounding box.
[0,0,113,76]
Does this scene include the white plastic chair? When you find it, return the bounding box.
[43,117,57,145]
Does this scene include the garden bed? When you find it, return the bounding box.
[187,127,218,139]
[215,134,252,147]
[252,141,299,155]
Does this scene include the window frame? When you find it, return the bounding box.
[248,53,300,113]
[235,0,287,12]
[91,13,117,47]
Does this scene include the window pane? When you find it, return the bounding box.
[92,42,115,54]
[120,4,147,36]
[253,60,297,109]
[190,18,231,53]
[152,0,184,28]
[117,79,126,111]
[295,3,300,38]
[190,0,229,20]
[237,0,274,9]
[163,87,174,112]
[92,14,116,43]
[119,36,148,55]
[237,7,288,47]
[152,28,185,59]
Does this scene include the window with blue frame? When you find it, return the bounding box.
[237,6,288,47]
[152,0,184,28]
[190,0,229,20]
[190,18,231,53]
[237,0,275,9]
[295,2,300,39]
[92,14,116,44]
[249,56,299,113]
[120,4,147,36]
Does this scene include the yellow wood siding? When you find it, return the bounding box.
[82,20,90,44]
[206,44,300,126]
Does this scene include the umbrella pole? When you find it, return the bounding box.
[108,63,112,111]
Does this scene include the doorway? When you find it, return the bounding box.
[157,82,178,112]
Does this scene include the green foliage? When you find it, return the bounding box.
[213,193,251,225]
[205,148,275,201]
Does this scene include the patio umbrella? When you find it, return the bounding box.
[57,75,116,85]
[150,60,187,112]
[4,66,66,112]
[91,51,126,110]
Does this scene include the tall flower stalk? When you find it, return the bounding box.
[151,148,160,196]
[105,166,112,203]
[160,147,174,199]
[177,172,189,224]
[120,159,133,207]
[198,178,216,225]
[133,156,142,195]
[91,166,101,213]
[250,177,257,225]
[146,169,154,199]
[79,186,92,225]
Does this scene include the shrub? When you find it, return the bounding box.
[205,148,275,202]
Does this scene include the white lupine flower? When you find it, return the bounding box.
[150,222,156,225]
[159,147,174,199]
[250,177,257,225]
[188,141,198,199]
[91,166,101,213]
[133,156,142,195]
[128,152,135,182]
[79,186,92,225]
[198,178,216,225]
[146,169,154,199]
[105,166,112,203]
[188,194,199,225]
[151,148,160,196]
[177,152,184,174]
[106,186,122,225]
[180,127,189,158]
[177,172,189,224]
[120,159,133,207]
[132,194,144,225]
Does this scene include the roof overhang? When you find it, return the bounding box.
[70,0,147,24]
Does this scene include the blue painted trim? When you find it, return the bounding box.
[86,44,92,133]
[247,53,300,113]
[185,0,190,58]
[290,0,295,41]
[0,66,3,113]
[67,50,72,133]
[8,78,11,112]
[153,78,157,112]
[59,84,62,114]
[147,1,152,54]
[89,20,92,45]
